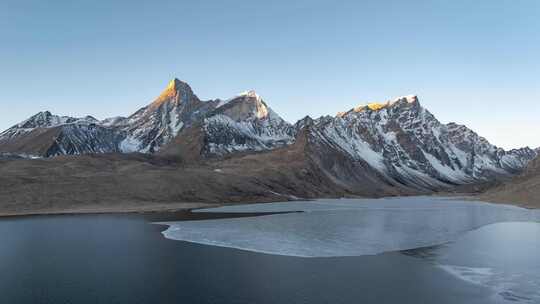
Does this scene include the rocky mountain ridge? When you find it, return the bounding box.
[302,95,537,189]
[0,78,536,191]
[201,90,295,156]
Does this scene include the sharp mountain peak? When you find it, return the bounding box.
[0,77,536,190]
[150,78,197,108]
[166,78,190,91]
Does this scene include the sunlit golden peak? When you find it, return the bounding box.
[359,95,418,111]
[148,78,193,108]
[167,78,182,91]
[337,95,419,117]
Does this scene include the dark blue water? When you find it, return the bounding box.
[0,213,537,303]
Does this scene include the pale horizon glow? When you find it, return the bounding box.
[0,0,538,150]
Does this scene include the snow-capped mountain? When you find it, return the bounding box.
[115,78,220,153]
[301,95,537,189]
[0,79,294,158]
[0,111,98,140]
[0,111,121,157]
[0,78,535,191]
[201,90,295,156]
[0,79,224,157]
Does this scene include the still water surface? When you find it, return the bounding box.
[0,197,538,303]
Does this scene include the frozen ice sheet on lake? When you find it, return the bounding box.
[159,196,540,258]
[193,196,521,212]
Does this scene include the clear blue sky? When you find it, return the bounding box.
[1,0,538,150]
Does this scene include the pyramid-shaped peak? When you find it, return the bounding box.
[30,111,53,119]
[166,78,193,93]
[150,78,197,108]
[26,111,57,123]
[295,115,314,129]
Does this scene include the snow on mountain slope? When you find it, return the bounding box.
[43,124,125,156]
[0,79,535,192]
[305,96,537,189]
[201,90,295,156]
[443,123,531,176]
[0,80,294,157]
[0,111,122,157]
[116,78,219,153]
[0,111,98,140]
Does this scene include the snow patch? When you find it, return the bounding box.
[119,137,141,153]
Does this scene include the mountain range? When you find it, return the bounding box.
[0,78,537,214]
